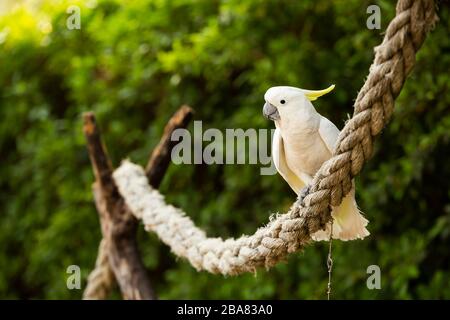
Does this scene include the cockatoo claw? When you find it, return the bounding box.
[298,185,311,206]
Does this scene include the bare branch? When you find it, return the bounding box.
[83,106,194,299]
[146,105,194,187]
[83,112,155,300]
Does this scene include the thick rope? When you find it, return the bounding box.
[111,0,437,276]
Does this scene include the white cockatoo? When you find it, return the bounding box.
[263,85,369,241]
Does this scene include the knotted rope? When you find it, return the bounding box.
[84,0,437,295]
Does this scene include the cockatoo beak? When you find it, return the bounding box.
[303,84,335,101]
[263,102,280,121]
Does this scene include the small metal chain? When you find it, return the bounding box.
[326,220,334,300]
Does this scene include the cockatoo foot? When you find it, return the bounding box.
[298,185,311,205]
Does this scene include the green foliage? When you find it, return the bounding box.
[0,0,449,299]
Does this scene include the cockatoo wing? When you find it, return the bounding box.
[318,115,340,153]
[272,128,305,195]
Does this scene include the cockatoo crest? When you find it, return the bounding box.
[263,85,335,121]
[265,84,334,104]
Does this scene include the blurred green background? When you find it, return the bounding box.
[0,0,449,299]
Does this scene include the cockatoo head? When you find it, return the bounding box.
[262,84,335,122]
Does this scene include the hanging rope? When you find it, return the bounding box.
[327,221,333,300]
[83,0,437,297]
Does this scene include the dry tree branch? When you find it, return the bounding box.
[83,106,193,299]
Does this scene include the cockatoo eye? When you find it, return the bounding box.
[280,100,286,104]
